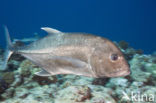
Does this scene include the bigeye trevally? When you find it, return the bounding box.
[2,26,130,78]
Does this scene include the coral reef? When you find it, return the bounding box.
[0,41,156,103]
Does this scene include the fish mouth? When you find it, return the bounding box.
[107,69,130,77]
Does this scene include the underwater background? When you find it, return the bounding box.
[0,0,156,103]
[0,0,156,54]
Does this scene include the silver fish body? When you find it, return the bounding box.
[3,27,130,78]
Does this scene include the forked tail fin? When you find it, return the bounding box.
[1,26,14,70]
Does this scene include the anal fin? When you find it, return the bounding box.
[35,69,52,76]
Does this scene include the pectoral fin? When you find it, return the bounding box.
[47,56,93,77]
[34,56,89,76]
[35,69,52,76]
[52,56,87,68]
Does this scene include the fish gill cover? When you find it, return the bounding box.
[0,0,156,103]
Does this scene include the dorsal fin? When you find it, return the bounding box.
[41,27,62,34]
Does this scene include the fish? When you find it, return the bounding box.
[2,26,130,78]
[13,35,39,43]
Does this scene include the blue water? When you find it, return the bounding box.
[0,0,156,54]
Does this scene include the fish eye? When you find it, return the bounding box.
[110,54,119,61]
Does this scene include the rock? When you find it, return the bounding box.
[0,77,8,94]
[106,77,129,88]
[118,40,129,50]
[32,75,57,85]
[89,85,116,103]
[92,78,110,86]
[11,74,24,87]
[1,87,15,99]
[0,40,156,103]
[55,85,91,102]
[55,85,116,103]
[130,54,156,83]
[2,72,14,85]
[19,60,36,77]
